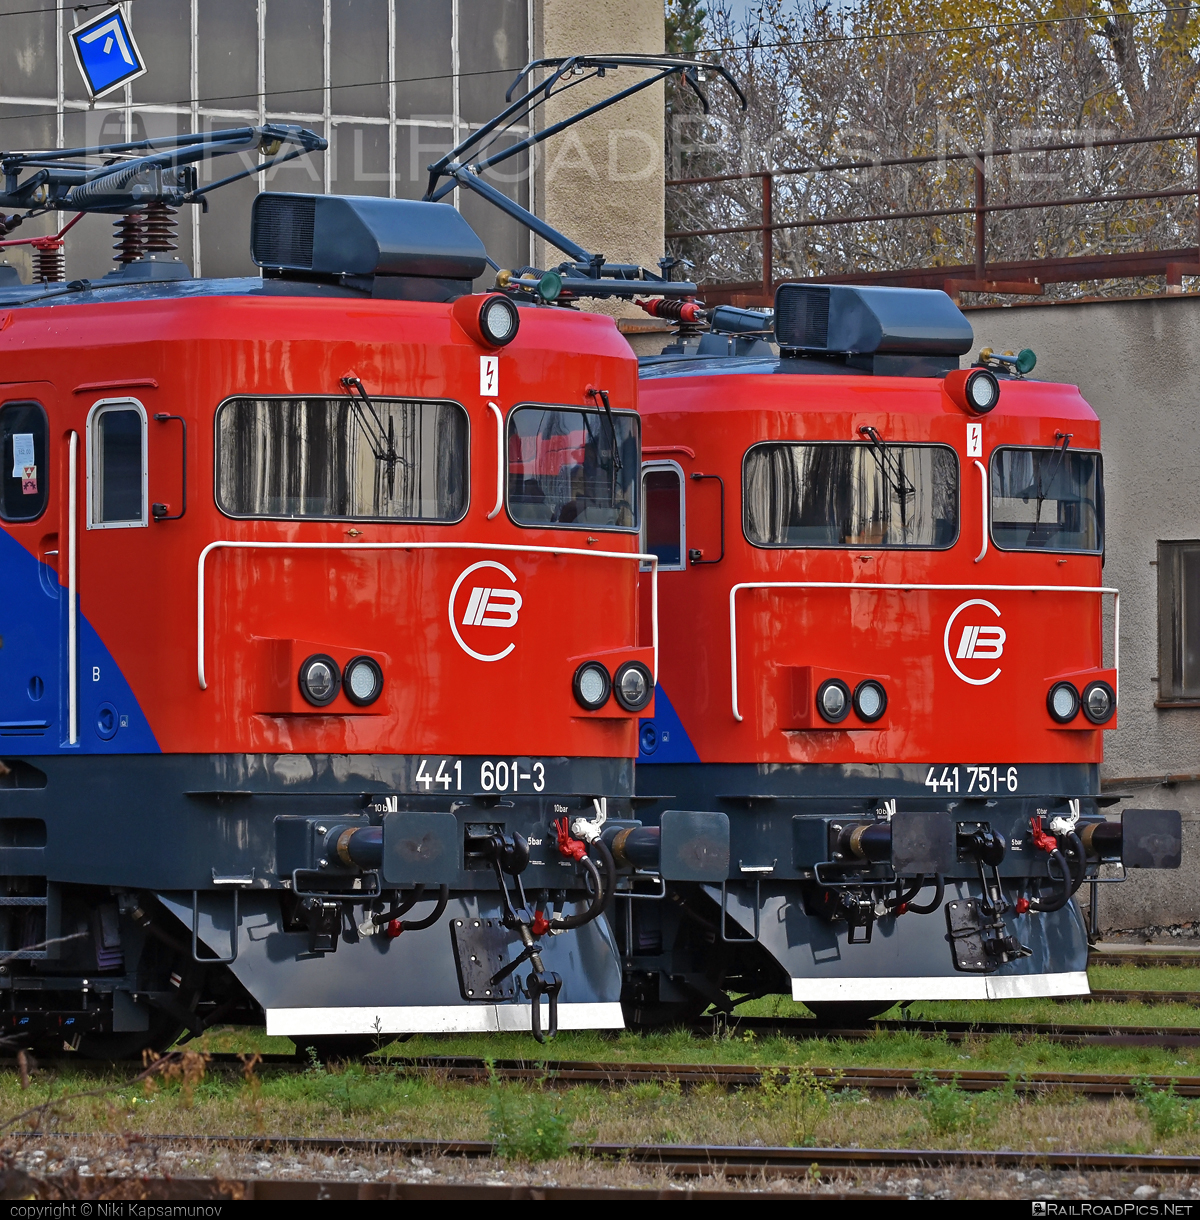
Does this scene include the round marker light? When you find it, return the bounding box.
[852,680,887,723]
[342,655,383,707]
[613,661,654,713]
[965,368,999,414]
[480,295,519,346]
[573,661,611,711]
[1081,680,1116,725]
[816,679,851,724]
[299,654,340,707]
[1047,681,1080,724]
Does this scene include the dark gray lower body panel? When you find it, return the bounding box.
[158,891,625,1036]
[711,879,1090,1002]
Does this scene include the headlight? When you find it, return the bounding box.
[480,295,520,346]
[852,680,887,723]
[816,678,851,724]
[573,661,611,711]
[613,661,654,712]
[1081,680,1116,725]
[965,368,999,414]
[299,654,340,707]
[1047,681,1079,724]
[342,655,383,707]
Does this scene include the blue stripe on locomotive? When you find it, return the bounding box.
[0,526,159,753]
[637,683,700,764]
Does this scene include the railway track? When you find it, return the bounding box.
[11,1130,1200,1178]
[371,1055,1200,1096]
[1074,990,1200,1006]
[1089,952,1200,969]
[22,1051,1193,1096]
[704,1015,1200,1046]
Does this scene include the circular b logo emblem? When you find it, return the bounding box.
[943,598,1006,686]
[449,560,523,662]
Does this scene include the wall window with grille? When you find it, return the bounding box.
[0,0,532,282]
[1158,540,1200,705]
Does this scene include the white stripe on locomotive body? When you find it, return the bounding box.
[265,1002,626,1037]
[790,971,1090,1003]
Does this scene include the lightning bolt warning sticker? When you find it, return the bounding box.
[480,355,498,396]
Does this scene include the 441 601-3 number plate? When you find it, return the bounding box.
[924,765,1019,794]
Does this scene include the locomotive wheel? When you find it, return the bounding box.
[803,1001,898,1026]
[620,998,709,1030]
[293,1036,385,1062]
[75,1008,193,1062]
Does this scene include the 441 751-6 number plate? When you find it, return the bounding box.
[924,765,1019,794]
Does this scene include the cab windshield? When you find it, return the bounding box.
[743,442,959,548]
[990,446,1103,553]
[507,405,639,529]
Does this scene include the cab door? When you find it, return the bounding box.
[0,387,59,746]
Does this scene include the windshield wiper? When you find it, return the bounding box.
[340,375,408,498]
[586,385,622,501]
[1032,431,1072,531]
[858,426,914,524]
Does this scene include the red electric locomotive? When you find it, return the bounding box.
[0,56,741,1055]
[626,284,1181,1024]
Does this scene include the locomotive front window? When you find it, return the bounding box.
[0,401,48,523]
[990,446,1103,553]
[88,400,148,529]
[640,463,685,568]
[215,397,468,522]
[507,405,639,530]
[743,442,959,549]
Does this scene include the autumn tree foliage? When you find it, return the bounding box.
[666,0,1200,293]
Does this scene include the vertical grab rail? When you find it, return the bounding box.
[487,401,504,520]
[974,459,988,563]
[67,430,78,746]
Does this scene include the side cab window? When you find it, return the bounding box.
[87,399,148,529]
[0,401,49,522]
[640,461,685,569]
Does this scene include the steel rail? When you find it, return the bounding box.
[1078,989,1200,1005]
[357,1055,1200,1096]
[698,1015,1200,1047]
[0,1173,793,1201]
[13,1130,1200,1176]
[196,540,658,689]
[16,1052,1200,1094]
[1089,951,1200,967]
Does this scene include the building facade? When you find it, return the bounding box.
[0,0,666,287]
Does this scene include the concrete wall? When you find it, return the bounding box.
[535,0,665,328]
[970,295,1200,930]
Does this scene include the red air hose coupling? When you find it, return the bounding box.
[553,817,587,862]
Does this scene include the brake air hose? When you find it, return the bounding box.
[905,873,945,915]
[1027,849,1071,913]
[1026,818,1086,913]
[373,883,450,937]
[552,854,607,930]
[397,885,449,932]
[592,837,616,919]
